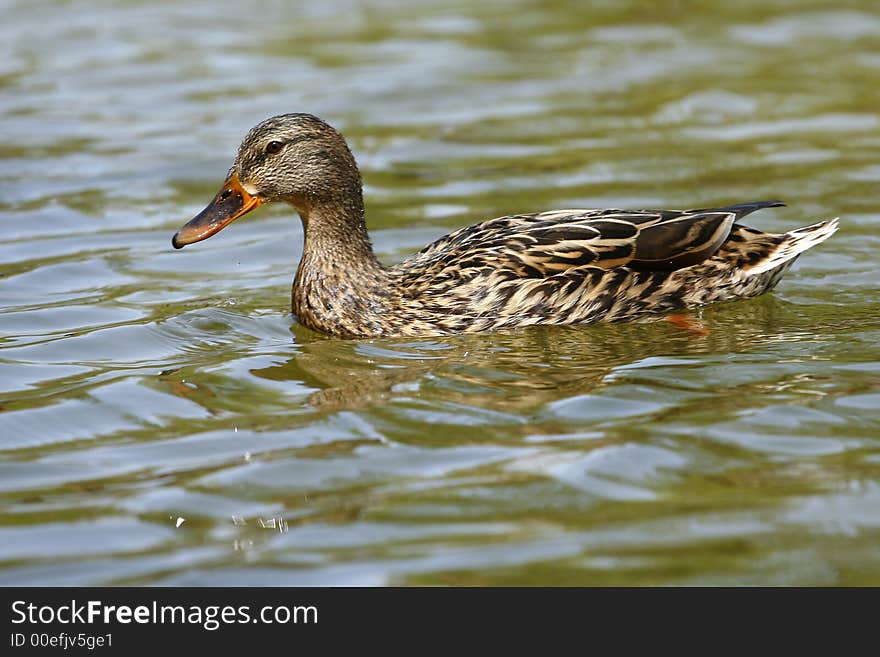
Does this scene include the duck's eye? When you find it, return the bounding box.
[265,140,284,155]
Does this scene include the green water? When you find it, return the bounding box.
[1,0,878,585]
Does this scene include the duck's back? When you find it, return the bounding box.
[381,202,837,335]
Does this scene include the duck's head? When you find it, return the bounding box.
[172,113,362,249]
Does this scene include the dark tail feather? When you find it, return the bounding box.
[715,200,786,220]
[687,200,785,220]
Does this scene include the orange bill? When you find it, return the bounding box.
[172,174,262,249]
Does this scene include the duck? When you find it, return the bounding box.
[172,113,839,338]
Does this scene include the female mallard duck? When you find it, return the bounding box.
[172,113,838,338]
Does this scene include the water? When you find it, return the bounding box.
[1,0,878,585]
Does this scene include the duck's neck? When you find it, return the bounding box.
[299,193,382,271]
[292,195,393,336]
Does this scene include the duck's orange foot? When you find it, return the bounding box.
[665,313,710,336]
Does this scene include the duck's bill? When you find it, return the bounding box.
[172,174,262,249]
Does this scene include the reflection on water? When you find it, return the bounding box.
[1,0,879,585]
[251,298,868,416]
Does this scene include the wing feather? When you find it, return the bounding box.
[397,204,780,290]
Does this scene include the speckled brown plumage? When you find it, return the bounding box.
[172,113,839,338]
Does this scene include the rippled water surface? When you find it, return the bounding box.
[1,0,879,585]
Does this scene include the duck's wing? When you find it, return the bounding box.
[401,203,784,284]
